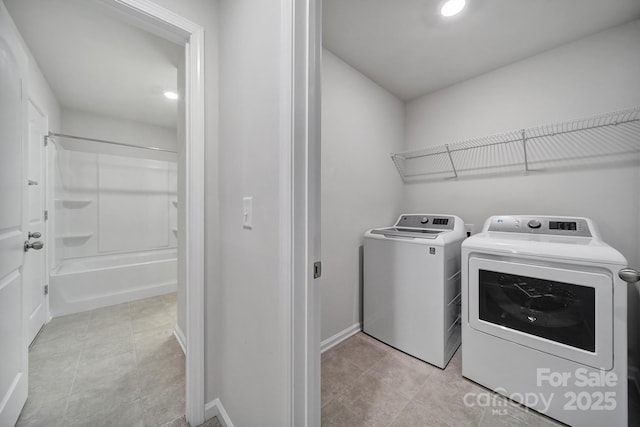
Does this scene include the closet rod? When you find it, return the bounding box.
[48,132,177,154]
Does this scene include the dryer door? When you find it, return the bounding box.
[468,257,613,370]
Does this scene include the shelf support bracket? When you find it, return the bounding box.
[445,144,458,179]
[521,130,530,174]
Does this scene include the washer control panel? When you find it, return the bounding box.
[488,216,592,237]
[395,214,455,230]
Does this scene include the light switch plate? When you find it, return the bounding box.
[243,197,253,229]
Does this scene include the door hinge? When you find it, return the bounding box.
[313,261,322,279]
[44,210,48,221]
[44,285,49,295]
[44,135,48,146]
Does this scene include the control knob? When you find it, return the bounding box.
[420,217,429,224]
[528,219,542,229]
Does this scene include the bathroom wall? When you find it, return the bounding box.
[321,49,404,342]
[403,20,640,371]
[61,108,177,153]
[56,109,177,260]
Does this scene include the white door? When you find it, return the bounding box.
[25,101,48,344]
[0,3,29,426]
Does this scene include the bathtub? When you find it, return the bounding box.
[50,249,177,317]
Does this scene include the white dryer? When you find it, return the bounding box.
[364,214,466,368]
[462,215,628,426]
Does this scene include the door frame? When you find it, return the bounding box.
[96,0,206,424]
[282,0,322,425]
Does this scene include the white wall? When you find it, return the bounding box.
[216,0,286,424]
[403,20,640,369]
[321,49,404,341]
[21,31,61,134]
[61,108,177,152]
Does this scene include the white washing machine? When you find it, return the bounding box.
[364,214,466,368]
[462,215,628,426]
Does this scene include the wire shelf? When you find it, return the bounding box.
[391,106,640,182]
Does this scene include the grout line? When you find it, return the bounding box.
[128,299,145,411]
[61,316,89,426]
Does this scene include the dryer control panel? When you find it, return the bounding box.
[487,216,592,237]
[395,214,455,230]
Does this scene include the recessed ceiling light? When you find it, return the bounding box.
[441,0,465,17]
[164,91,178,100]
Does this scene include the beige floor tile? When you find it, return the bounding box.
[356,332,394,352]
[21,293,181,426]
[28,352,80,402]
[331,333,388,371]
[131,297,166,318]
[137,354,185,395]
[389,399,447,427]
[141,382,185,427]
[162,293,177,306]
[90,301,131,317]
[321,398,365,427]
[321,350,365,406]
[82,322,134,348]
[66,374,142,421]
[321,335,566,427]
[29,333,85,361]
[478,398,564,427]
[76,346,137,372]
[15,395,66,427]
[65,400,145,427]
[163,415,190,427]
[89,309,133,330]
[134,324,177,347]
[339,370,412,427]
[133,312,175,334]
[367,353,434,399]
[33,320,88,345]
[44,311,91,328]
[136,335,184,366]
[80,338,135,364]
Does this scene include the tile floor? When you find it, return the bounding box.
[16,293,220,427]
[322,332,567,427]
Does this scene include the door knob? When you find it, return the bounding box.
[618,268,640,284]
[24,241,44,252]
[28,231,41,239]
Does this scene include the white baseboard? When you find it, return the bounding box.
[321,322,362,353]
[205,398,234,427]
[173,324,186,355]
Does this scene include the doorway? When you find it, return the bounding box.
[1,0,205,425]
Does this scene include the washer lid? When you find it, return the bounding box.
[370,227,444,239]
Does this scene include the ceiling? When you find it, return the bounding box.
[5,0,181,129]
[323,0,640,101]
